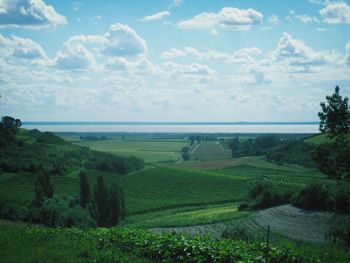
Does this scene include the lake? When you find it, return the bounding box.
[22,122,319,133]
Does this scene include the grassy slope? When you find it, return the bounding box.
[304,133,350,145]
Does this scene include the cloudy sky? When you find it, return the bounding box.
[0,0,349,121]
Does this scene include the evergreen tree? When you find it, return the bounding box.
[94,176,109,226]
[34,168,54,205]
[119,187,126,220]
[79,171,90,208]
[109,183,120,225]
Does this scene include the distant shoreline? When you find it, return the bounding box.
[22,121,319,126]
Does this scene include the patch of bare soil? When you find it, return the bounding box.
[151,205,335,243]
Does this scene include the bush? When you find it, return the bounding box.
[292,183,330,210]
[26,195,96,227]
[238,203,249,211]
[248,182,291,210]
[221,225,252,241]
[326,216,350,249]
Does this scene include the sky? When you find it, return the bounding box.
[0,0,350,122]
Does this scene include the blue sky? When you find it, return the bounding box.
[0,0,350,121]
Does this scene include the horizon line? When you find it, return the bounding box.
[22,121,319,126]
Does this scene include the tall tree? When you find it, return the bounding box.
[109,183,120,225]
[314,86,350,180]
[318,86,350,139]
[79,171,90,208]
[34,168,54,205]
[94,176,109,226]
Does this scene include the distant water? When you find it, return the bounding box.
[22,122,319,133]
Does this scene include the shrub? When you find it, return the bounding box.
[292,183,330,210]
[248,182,291,210]
[221,225,252,241]
[326,216,350,249]
[238,203,249,211]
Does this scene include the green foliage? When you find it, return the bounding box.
[246,182,291,210]
[292,183,350,213]
[313,141,350,180]
[181,146,190,161]
[34,168,54,206]
[93,176,124,227]
[318,86,350,138]
[79,171,90,208]
[221,225,253,241]
[326,216,350,249]
[0,226,151,263]
[229,136,280,157]
[0,126,145,176]
[266,139,316,168]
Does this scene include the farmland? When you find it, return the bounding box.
[189,141,231,161]
[1,128,350,262]
[72,138,189,163]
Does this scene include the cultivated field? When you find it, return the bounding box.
[190,141,231,161]
[73,139,189,163]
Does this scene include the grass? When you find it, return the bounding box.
[73,139,189,163]
[124,203,250,228]
[190,141,231,161]
[0,224,151,263]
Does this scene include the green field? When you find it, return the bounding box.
[73,139,189,163]
[125,203,249,228]
[190,141,231,161]
[0,154,329,226]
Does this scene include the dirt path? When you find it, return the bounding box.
[151,205,336,243]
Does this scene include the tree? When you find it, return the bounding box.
[79,171,90,208]
[314,86,350,180]
[34,168,54,205]
[318,86,350,139]
[94,176,109,226]
[229,137,240,157]
[109,183,121,225]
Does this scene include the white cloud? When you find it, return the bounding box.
[54,39,96,71]
[161,46,262,65]
[160,48,186,59]
[345,42,350,64]
[243,69,272,86]
[142,11,170,21]
[106,57,160,75]
[0,0,67,29]
[0,33,47,63]
[274,32,338,70]
[320,2,350,24]
[287,10,316,24]
[52,23,148,70]
[177,7,263,31]
[317,27,327,31]
[268,15,280,25]
[163,61,216,76]
[103,23,147,57]
[309,0,330,5]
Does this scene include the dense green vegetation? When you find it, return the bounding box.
[2,224,350,263]
[0,223,151,263]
